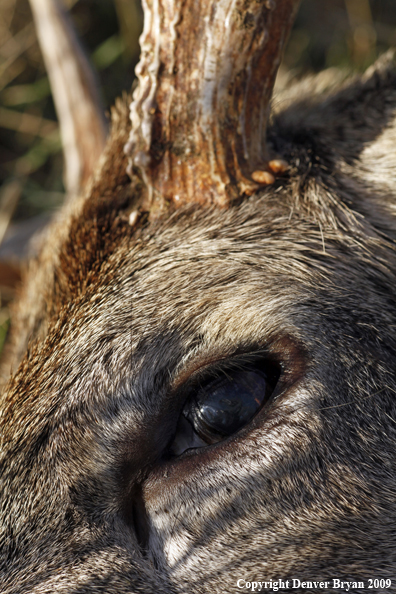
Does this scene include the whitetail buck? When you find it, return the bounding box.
[1,0,396,592]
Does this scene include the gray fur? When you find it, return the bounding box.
[1,52,396,593]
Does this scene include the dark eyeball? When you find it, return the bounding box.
[186,369,270,443]
[169,362,279,456]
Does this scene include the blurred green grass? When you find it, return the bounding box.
[0,0,142,222]
[0,0,395,223]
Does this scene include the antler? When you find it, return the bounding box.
[28,0,108,198]
[126,0,301,209]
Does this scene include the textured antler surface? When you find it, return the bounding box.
[125,0,300,210]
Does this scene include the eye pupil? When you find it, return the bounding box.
[190,369,270,443]
[169,360,280,456]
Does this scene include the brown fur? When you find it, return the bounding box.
[1,53,396,593]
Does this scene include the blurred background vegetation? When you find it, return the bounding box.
[0,0,395,348]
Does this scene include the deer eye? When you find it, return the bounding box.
[188,370,269,441]
[169,365,277,456]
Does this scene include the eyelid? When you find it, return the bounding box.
[170,348,280,397]
[170,351,237,395]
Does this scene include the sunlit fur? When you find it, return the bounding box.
[1,53,396,593]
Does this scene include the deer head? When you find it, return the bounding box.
[1,0,396,592]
